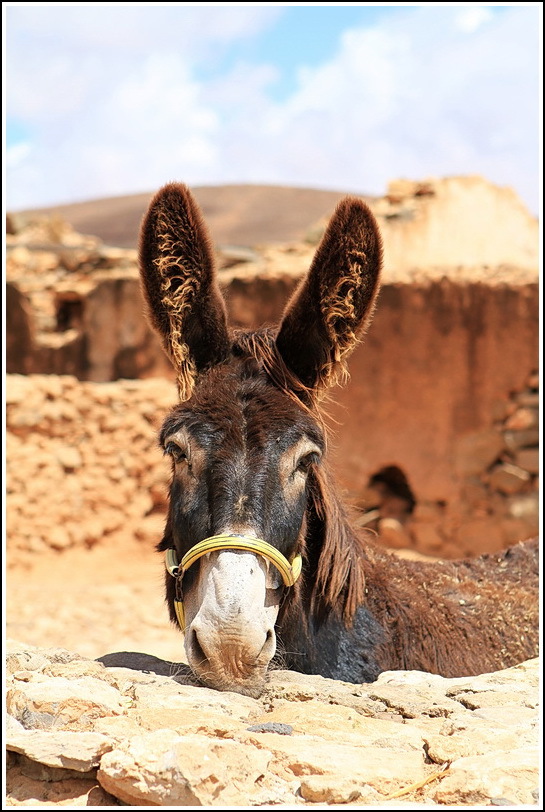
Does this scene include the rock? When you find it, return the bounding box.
[13,753,98,784]
[299,775,379,803]
[97,729,274,806]
[6,730,113,772]
[7,677,126,730]
[263,669,384,716]
[6,761,117,806]
[488,463,531,494]
[454,429,505,477]
[5,284,35,375]
[55,446,83,470]
[4,646,540,808]
[369,669,463,718]
[433,749,539,805]
[43,659,120,688]
[515,391,539,408]
[505,407,538,431]
[503,428,539,452]
[133,706,241,738]
[6,714,25,733]
[5,374,34,406]
[255,698,425,749]
[507,492,539,521]
[424,730,526,764]
[249,731,427,792]
[47,527,73,551]
[6,651,49,675]
[247,722,293,735]
[129,679,261,720]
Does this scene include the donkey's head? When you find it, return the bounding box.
[139,183,382,696]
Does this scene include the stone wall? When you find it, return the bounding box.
[5,642,540,807]
[330,283,539,556]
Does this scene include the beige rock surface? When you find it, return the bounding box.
[4,645,540,807]
[6,730,113,772]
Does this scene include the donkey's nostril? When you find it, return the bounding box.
[188,627,209,669]
[259,627,276,659]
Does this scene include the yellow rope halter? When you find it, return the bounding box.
[165,534,303,633]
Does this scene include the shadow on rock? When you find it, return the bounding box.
[97,651,198,685]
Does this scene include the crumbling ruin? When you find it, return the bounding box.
[6,176,539,560]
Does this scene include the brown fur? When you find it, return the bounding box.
[276,197,382,391]
[365,536,539,675]
[139,183,230,399]
[225,333,539,676]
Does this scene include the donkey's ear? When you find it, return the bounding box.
[276,197,382,391]
[139,183,230,400]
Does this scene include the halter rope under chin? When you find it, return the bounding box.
[165,534,303,633]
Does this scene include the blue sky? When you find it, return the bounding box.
[4,3,541,213]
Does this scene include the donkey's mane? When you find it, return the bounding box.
[232,327,368,625]
[307,463,368,624]
[232,328,318,411]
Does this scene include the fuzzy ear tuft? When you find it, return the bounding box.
[276,197,382,391]
[139,183,230,400]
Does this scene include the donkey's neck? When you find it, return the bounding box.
[278,485,539,682]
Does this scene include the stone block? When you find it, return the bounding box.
[454,430,505,477]
[6,729,113,772]
[505,408,538,431]
[97,730,275,806]
[488,463,531,494]
[433,748,539,805]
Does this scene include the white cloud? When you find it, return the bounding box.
[5,4,540,214]
[454,5,494,34]
[6,142,32,168]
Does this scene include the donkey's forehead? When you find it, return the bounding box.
[162,362,324,448]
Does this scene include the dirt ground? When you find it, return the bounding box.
[5,538,188,664]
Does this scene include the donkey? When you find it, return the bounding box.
[139,183,538,698]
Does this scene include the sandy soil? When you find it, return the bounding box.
[5,539,187,664]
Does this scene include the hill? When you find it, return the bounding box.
[11,184,365,249]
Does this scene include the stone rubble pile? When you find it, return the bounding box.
[5,642,540,807]
[6,374,176,560]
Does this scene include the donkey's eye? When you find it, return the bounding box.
[165,442,188,464]
[295,452,320,475]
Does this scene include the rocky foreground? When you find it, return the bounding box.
[5,642,540,807]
